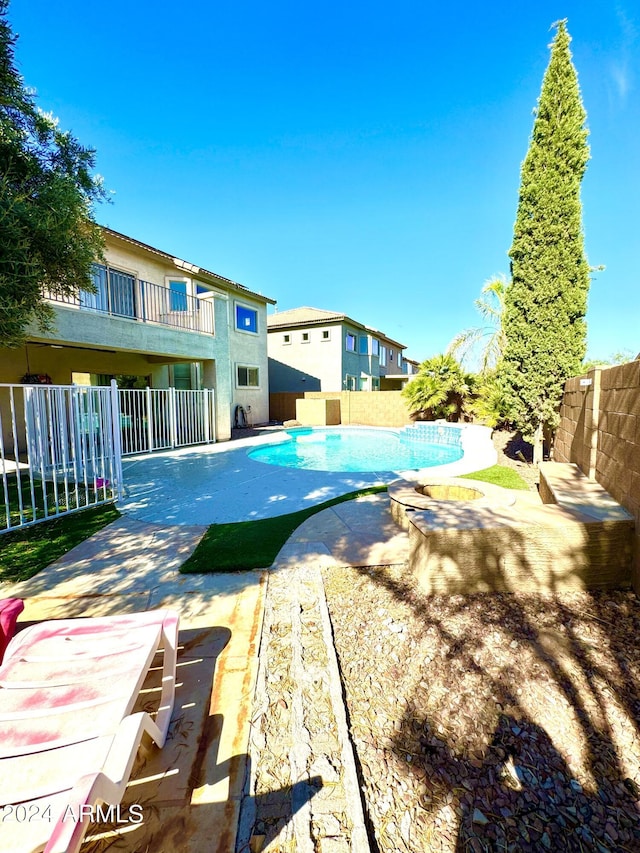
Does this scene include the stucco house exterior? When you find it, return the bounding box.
[267,306,409,393]
[0,227,276,440]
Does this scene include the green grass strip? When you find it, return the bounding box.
[0,503,120,584]
[181,485,388,574]
[460,464,531,491]
[1,472,115,530]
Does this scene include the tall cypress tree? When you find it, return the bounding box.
[502,20,590,464]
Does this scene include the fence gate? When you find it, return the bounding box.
[0,382,123,533]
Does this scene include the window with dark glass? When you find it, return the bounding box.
[237,365,259,387]
[169,280,188,311]
[85,264,136,318]
[236,304,258,333]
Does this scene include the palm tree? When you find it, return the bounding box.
[402,353,475,422]
[448,275,508,374]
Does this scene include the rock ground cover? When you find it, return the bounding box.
[322,564,640,852]
[239,565,368,853]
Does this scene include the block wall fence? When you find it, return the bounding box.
[269,391,413,427]
[554,360,640,588]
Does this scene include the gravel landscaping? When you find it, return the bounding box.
[323,564,640,852]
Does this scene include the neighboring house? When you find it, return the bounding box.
[381,355,421,390]
[404,357,421,376]
[0,227,276,440]
[267,307,407,393]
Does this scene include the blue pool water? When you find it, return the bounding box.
[248,426,463,473]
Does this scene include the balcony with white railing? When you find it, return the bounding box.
[44,266,215,336]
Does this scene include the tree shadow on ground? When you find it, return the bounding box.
[324,512,640,852]
[501,430,534,464]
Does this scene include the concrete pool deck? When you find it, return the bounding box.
[118,426,497,525]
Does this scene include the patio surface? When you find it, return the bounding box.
[0,488,409,852]
[0,431,499,851]
[117,428,496,525]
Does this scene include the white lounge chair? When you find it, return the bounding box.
[0,608,179,853]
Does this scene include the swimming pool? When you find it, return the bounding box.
[247,425,464,473]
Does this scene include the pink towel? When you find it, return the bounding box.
[0,598,24,663]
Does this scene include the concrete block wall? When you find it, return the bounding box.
[555,361,640,588]
[304,391,413,427]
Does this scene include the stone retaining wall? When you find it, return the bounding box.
[555,360,640,588]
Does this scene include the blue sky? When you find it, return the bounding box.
[11,0,640,364]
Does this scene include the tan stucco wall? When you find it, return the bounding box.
[43,305,220,362]
[295,398,341,426]
[555,361,640,589]
[267,322,406,393]
[268,323,344,392]
[0,343,170,387]
[229,298,270,426]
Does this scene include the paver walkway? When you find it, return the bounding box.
[0,517,266,853]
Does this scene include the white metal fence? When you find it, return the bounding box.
[118,387,216,455]
[0,382,123,532]
[1,383,216,532]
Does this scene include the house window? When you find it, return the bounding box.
[168,280,188,312]
[397,352,403,369]
[380,346,387,367]
[283,333,291,344]
[172,362,193,390]
[345,375,357,390]
[236,365,260,387]
[86,264,136,318]
[371,338,379,356]
[236,303,258,334]
[301,332,310,343]
[321,330,330,341]
[372,377,380,391]
[389,349,394,363]
[346,333,356,352]
[359,336,369,355]
[85,264,109,313]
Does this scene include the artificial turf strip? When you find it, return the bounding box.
[0,503,120,584]
[460,464,531,491]
[180,485,388,574]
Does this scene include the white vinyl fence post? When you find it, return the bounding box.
[203,389,210,444]
[146,386,153,452]
[169,387,177,449]
[110,380,124,499]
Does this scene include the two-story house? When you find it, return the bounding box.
[267,307,407,393]
[0,228,276,440]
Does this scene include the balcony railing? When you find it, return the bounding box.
[44,275,215,335]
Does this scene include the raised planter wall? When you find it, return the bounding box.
[304,391,413,427]
[295,397,341,426]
